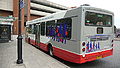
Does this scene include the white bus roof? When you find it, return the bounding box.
[26,10,68,25]
[26,6,114,25]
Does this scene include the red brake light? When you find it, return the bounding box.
[82,42,85,46]
[82,48,85,52]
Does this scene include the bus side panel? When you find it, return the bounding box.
[53,46,81,63]
[50,8,82,55]
[27,35,48,51]
[39,42,48,52]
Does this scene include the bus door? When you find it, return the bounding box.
[35,24,40,46]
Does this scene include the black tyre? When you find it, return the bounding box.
[48,45,54,56]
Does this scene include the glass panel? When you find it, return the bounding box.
[46,18,72,40]
[46,20,55,36]
[57,18,72,40]
[85,11,112,27]
[41,22,45,36]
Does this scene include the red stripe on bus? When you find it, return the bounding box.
[39,43,48,51]
[53,47,113,64]
[53,47,81,63]
[30,39,48,51]
[27,38,113,64]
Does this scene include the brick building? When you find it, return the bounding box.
[0,0,69,34]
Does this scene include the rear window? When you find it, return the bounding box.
[85,11,112,27]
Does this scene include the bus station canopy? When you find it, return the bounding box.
[0,16,15,22]
[0,16,15,25]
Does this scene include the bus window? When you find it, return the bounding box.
[85,11,112,27]
[41,22,45,36]
[46,20,55,36]
[30,24,36,34]
[57,18,72,40]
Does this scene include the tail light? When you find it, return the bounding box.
[82,42,85,46]
[82,48,85,52]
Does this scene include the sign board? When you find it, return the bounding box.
[20,0,24,9]
[0,16,15,22]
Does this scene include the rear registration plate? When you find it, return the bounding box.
[96,56,102,59]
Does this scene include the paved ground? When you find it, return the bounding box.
[0,35,69,68]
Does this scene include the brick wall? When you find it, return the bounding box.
[13,0,25,35]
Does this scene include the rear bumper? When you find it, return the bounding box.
[53,47,113,64]
[80,49,113,63]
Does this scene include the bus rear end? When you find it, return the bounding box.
[80,7,114,63]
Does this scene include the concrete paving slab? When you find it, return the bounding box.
[10,62,26,68]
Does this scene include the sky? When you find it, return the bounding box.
[48,0,120,28]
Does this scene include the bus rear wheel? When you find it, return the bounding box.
[48,45,54,56]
